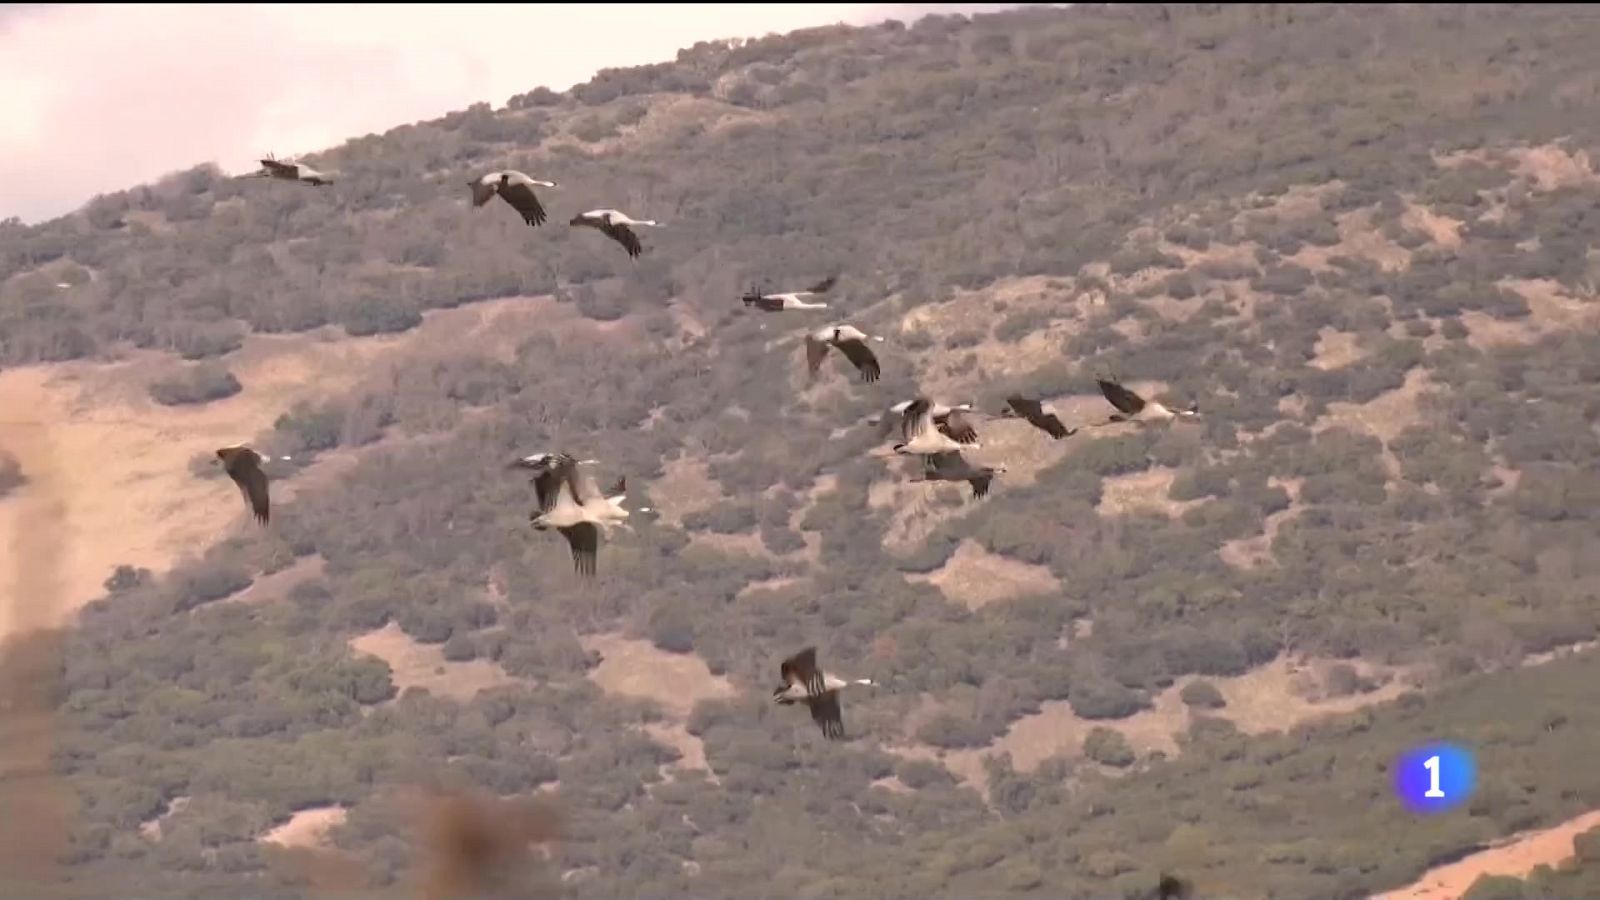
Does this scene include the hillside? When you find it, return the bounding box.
[6,4,1600,898]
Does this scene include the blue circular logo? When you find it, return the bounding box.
[1393,742,1477,814]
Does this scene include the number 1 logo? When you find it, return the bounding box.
[1423,754,1445,798]
[1395,743,1475,814]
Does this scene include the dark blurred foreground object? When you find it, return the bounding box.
[1158,871,1194,899]
[263,785,564,899]
[419,788,564,900]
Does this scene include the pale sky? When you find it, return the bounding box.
[0,3,1030,224]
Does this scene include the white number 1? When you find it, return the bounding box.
[1424,755,1445,798]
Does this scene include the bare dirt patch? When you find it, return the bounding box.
[1486,463,1521,501]
[1317,367,1435,478]
[138,796,190,842]
[0,420,75,890]
[885,691,1189,801]
[1309,328,1366,371]
[907,539,1060,610]
[0,297,562,643]
[734,576,804,602]
[580,633,735,719]
[1096,467,1199,519]
[1374,809,1600,900]
[348,622,519,703]
[1402,200,1463,249]
[1433,148,1493,171]
[896,654,1409,796]
[972,697,1185,775]
[649,456,725,528]
[1162,239,1261,273]
[687,531,771,559]
[1500,278,1600,332]
[258,806,346,850]
[1522,640,1598,669]
[871,776,914,795]
[1328,207,1412,272]
[1252,182,1342,218]
[1458,310,1544,350]
[1206,656,1413,736]
[882,742,990,793]
[1507,143,1600,193]
[893,276,1091,399]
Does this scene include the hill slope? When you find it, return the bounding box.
[6,5,1600,898]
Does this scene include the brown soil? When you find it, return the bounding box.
[906,539,1061,610]
[348,622,520,703]
[580,633,735,719]
[1374,809,1600,899]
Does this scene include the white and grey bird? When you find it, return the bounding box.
[601,475,654,528]
[1096,378,1199,426]
[527,456,616,578]
[772,646,875,741]
[470,171,557,226]
[911,450,1007,500]
[569,209,661,259]
[999,395,1077,440]
[742,275,837,312]
[510,452,597,517]
[869,398,980,445]
[893,397,977,457]
[252,155,335,186]
[804,324,884,383]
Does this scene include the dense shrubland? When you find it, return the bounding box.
[5,4,1600,898]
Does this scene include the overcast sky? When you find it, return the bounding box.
[0,3,1030,225]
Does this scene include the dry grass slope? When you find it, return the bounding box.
[907,539,1060,610]
[580,633,736,718]
[348,622,520,703]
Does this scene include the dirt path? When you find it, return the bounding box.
[1374,809,1600,899]
[0,418,74,891]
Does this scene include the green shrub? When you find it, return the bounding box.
[148,364,242,407]
[1180,680,1226,709]
[1069,679,1150,720]
[1083,726,1136,767]
[441,634,477,662]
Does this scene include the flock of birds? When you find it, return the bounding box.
[222,154,1204,745]
[222,152,1203,743]
[219,151,1203,896]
